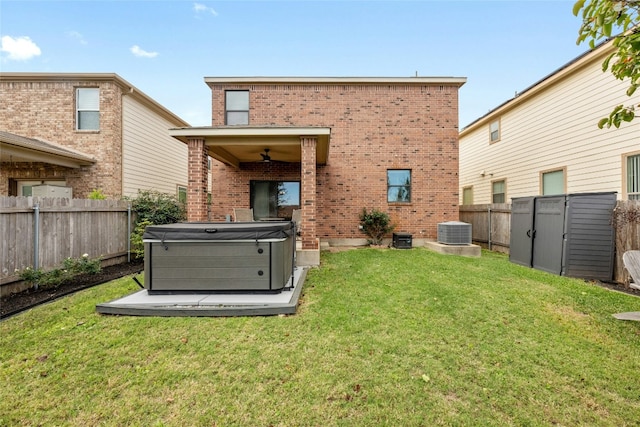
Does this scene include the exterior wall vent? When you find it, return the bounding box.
[437,221,472,245]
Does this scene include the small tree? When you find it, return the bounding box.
[359,208,395,246]
[573,0,640,128]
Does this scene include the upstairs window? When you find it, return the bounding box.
[489,119,500,143]
[387,169,411,203]
[76,88,100,130]
[626,153,640,200]
[492,179,506,203]
[225,90,249,125]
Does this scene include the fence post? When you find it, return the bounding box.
[127,204,131,263]
[488,205,492,251]
[33,203,40,271]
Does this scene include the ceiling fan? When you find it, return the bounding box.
[260,148,271,162]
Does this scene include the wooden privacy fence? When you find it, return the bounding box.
[459,204,511,253]
[460,201,640,284]
[1,197,131,287]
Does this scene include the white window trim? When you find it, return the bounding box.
[76,87,100,131]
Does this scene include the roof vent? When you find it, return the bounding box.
[437,221,472,245]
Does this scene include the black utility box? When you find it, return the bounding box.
[392,232,412,249]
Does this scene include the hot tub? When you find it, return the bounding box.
[142,221,295,294]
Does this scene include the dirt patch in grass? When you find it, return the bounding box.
[0,260,143,319]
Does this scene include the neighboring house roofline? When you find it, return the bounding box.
[460,39,616,136]
[0,130,96,168]
[0,72,190,127]
[205,76,467,87]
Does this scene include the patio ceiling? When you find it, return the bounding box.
[0,130,96,168]
[169,126,331,169]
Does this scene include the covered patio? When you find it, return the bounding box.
[169,126,331,266]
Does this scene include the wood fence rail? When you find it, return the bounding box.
[1,197,132,293]
[460,201,640,284]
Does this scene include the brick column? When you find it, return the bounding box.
[301,136,318,250]
[187,137,209,222]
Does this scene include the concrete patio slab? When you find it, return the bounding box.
[424,241,481,257]
[96,267,307,317]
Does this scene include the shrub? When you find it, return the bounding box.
[128,189,186,225]
[18,254,102,290]
[359,208,395,246]
[131,219,153,260]
[88,189,107,200]
[62,253,102,275]
[127,190,186,259]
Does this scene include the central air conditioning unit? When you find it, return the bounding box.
[437,221,472,245]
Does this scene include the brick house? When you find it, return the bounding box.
[170,77,466,264]
[0,73,189,199]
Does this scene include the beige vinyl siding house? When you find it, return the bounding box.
[460,40,640,204]
[121,95,188,197]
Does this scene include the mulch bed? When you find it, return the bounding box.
[1,260,143,319]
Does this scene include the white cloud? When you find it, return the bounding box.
[130,45,158,58]
[194,3,218,16]
[0,35,41,61]
[66,31,88,45]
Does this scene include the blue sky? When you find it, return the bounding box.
[1,0,589,127]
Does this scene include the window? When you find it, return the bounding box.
[489,119,500,143]
[177,185,187,204]
[225,90,249,125]
[387,170,411,202]
[250,181,300,219]
[462,186,473,205]
[76,88,100,130]
[541,169,565,195]
[492,180,506,203]
[626,153,640,200]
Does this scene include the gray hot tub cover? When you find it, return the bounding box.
[142,221,294,241]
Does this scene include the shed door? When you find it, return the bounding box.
[532,196,566,275]
[509,197,535,267]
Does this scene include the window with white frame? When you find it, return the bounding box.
[489,119,500,143]
[541,169,565,195]
[76,88,100,130]
[492,180,506,203]
[626,153,640,200]
[225,90,249,125]
[387,169,411,203]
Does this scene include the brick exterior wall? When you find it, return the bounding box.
[0,79,124,198]
[207,82,460,240]
[187,138,209,221]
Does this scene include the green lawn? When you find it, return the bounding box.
[1,248,640,426]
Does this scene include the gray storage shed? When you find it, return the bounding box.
[509,192,616,281]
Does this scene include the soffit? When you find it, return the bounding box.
[170,126,331,168]
[0,131,96,168]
